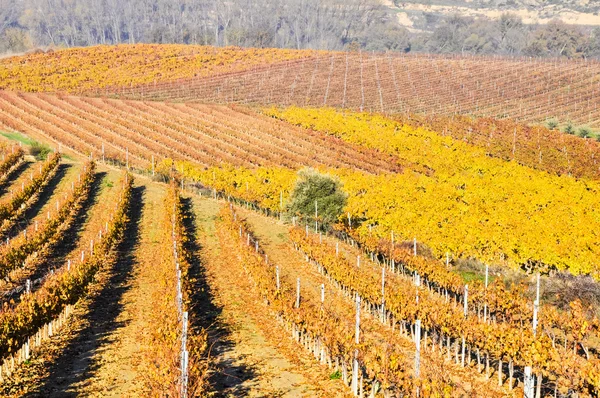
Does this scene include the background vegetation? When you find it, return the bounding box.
[3,0,600,58]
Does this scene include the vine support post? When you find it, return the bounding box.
[524,366,535,398]
[464,284,468,317]
[295,278,300,308]
[276,266,280,290]
[461,336,466,367]
[352,295,361,396]
[533,300,539,336]
[415,273,420,304]
[415,319,421,378]
[315,200,318,233]
[390,230,394,263]
[533,273,540,336]
[381,267,385,322]
[484,264,489,322]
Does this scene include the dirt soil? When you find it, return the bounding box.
[190,195,348,397]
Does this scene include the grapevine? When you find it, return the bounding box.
[0,171,132,357]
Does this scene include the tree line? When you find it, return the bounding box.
[2,0,600,59]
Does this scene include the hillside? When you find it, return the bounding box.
[2,46,599,130]
[0,44,598,397]
[385,0,600,32]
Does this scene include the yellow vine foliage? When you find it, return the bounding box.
[156,107,600,277]
[264,107,600,277]
[158,159,296,212]
[0,44,317,93]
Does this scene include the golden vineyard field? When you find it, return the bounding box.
[0,44,598,397]
[0,44,317,93]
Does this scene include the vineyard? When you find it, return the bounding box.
[0,43,597,397]
[97,51,600,130]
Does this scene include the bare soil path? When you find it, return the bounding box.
[190,195,348,397]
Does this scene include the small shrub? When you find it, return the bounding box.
[577,126,592,138]
[29,141,52,160]
[545,118,559,130]
[562,122,575,135]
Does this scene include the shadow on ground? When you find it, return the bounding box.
[0,169,104,307]
[0,160,31,197]
[4,163,71,238]
[182,197,256,397]
[24,185,144,397]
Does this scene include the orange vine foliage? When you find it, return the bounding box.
[0,161,95,279]
[0,171,132,356]
[218,205,513,396]
[143,181,208,396]
[0,45,316,93]
[290,227,600,395]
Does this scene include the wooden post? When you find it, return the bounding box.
[524,366,534,398]
[276,266,280,290]
[295,278,300,308]
[461,336,466,367]
[415,273,420,304]
[415,319,421,378]
[484,265,489,322]
[355,295,361,344]
[315,200,318,233]
[533,300,539,336]
[381,267,386,322]
[352,295,361,396]
[356,255,360,268]
[321,284,325,304]
[464,285,468,317]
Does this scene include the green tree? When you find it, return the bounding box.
[563,122,575,135]
[287,168,347,228]
[577,126,592,138]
